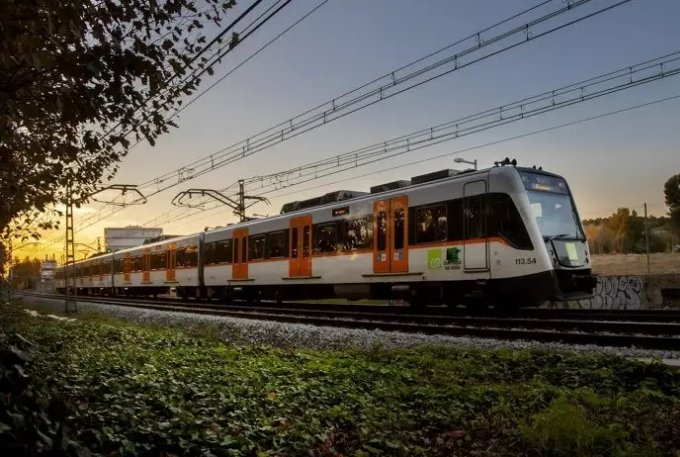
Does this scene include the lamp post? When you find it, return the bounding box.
[454,157,478,170]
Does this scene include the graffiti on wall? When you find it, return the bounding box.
[577,276,644,310]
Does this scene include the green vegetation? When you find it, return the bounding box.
[582,173,680,255]
[3,303,680,456]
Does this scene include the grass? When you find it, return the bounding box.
[592,252,680,276]
[5,302,680,456]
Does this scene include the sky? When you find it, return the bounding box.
[21,0,680,261]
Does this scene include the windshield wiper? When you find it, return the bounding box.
[543,233,572,242]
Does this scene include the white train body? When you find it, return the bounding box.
[56,166,595,306]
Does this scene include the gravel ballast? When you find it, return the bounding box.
[21,295,680,360]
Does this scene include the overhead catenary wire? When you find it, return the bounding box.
[160,93,680,232]
[99,0,272,141]
[31,0,313,252]
[52,0,331,236]
[146,50,680,226]
[60,0,634,239]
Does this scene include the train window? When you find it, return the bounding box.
[394,208,405,250]
[184,246,198,267]
[114,258,123,274]
[176,248,186,268]
[216,239,233,264]
[249,236,265,261]
[343,217,372,251]
[204,242,215,265]
[415,204,447,244]
[242,237,247,263]
[151,251,166,270]
[267,231,287,258]
[447,199,464,241]
[489,193,533,250]
[314,223,337,254]
[377,211,387,251]
[465,195,485,239]
[233,238,240,263]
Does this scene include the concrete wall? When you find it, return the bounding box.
[564,274,680,309]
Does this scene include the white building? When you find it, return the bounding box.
[40,260,57,280]
[104,227,163,252]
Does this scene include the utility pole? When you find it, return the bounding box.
[238,180,246,222]
[644,203,650,275]
[63,184,147,313]
[64,184,77,314]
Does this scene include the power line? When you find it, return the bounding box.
[162,92,680,231]
[74,0,633,231]
[57,0,328,234]
[32,0,330,251]
[104,0,292,146]
[149,50,680,225]
[99,0,271,141]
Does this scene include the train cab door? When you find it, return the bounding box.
[463,181,489,271]
[373,196,409,274]
[166,244,176,282]
[143,249,151,283]
[232,228,249,280]
[124,254,131,283]
[289,216,312,277]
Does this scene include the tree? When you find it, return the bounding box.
[1,0,236,243]
[664,174,680,235]
[10,257,41,289]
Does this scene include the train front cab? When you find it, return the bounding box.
[515,169,596,302]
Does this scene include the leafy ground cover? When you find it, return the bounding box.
[4,303,680,456]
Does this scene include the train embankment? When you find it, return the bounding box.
[558,254,680,309]
[5,300,680,456]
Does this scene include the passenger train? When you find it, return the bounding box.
[55,164,596,307]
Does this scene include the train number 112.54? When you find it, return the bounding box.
[515,257,537,265]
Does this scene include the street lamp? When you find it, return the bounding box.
[454,157,478,170]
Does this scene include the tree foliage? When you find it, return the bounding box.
[664,173,680,233]
[0,0,236,241]
[583,208,670,254]
[9,257,41,289]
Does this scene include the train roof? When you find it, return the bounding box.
[205,164,542,237]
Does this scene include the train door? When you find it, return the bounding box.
[98,261,104,282]
[463,181,489,271]
[232,228,249,280]
[124,254,131,283]
[143,249,151,283]
[88,262,94,286]
[289,216,312,277]
[373,196,409,274]
[166,244,176,282]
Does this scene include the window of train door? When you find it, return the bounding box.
[124,254,131,283]
[232,228,249,279]
[289,215,312,277]
[391,196,409,272]
[463,180,489,271]
[373,196,409,274]
[143,249,151,283]
[166,244,176,282]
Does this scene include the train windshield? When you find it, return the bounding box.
[519,171,584,241]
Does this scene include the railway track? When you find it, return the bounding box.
[16,291,680,351]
